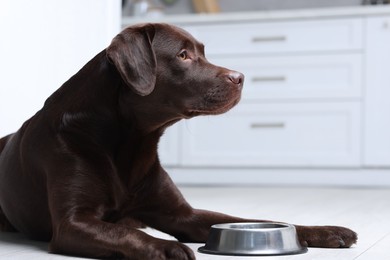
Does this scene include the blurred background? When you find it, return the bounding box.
[1,0,390,187]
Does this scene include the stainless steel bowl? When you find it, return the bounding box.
[198,222,307,256]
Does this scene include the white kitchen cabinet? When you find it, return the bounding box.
[159,124,181,165]
[364,16,390,167]
[209,54,363,101]
[181,102,361,167]
[124,6,390,186]
[184,18,363,55]
[177,16,364,168]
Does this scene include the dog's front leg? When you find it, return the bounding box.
[139,168,357,249]
[49,215,195,259]
[174,209,357,248]
[141,206,265,243]
[146,202,357,249]
[135,168,268,243]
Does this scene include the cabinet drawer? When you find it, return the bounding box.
[211,54,362,100]
[181,103,361,167]
[184,18,363,55]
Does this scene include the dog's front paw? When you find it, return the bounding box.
[143,239,195,260]
[295,225,357,248]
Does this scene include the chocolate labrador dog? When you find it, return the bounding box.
[0,23,356,259]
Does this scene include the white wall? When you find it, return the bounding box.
[0,0,121,136]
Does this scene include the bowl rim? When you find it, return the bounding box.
[210,222,293,231]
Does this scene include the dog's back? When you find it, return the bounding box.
[0,134,12,155]
[0,134,17,232]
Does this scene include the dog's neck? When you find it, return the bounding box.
[42,50,178,176]
[117,90,182,136]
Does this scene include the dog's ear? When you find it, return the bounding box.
[106,24,156,96]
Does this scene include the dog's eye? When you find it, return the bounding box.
[178,50,188,60]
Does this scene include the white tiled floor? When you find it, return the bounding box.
[1,186,389,259]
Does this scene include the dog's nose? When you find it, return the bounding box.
[227,71,244,87]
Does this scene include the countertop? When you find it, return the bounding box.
[122,5,390,26]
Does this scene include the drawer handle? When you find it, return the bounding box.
[252,36,287,42]
[250,123,285,129]
[252,76,286,83]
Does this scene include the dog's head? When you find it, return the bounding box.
[106,23,243,119]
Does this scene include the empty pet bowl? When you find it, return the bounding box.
[198,222,307,256]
